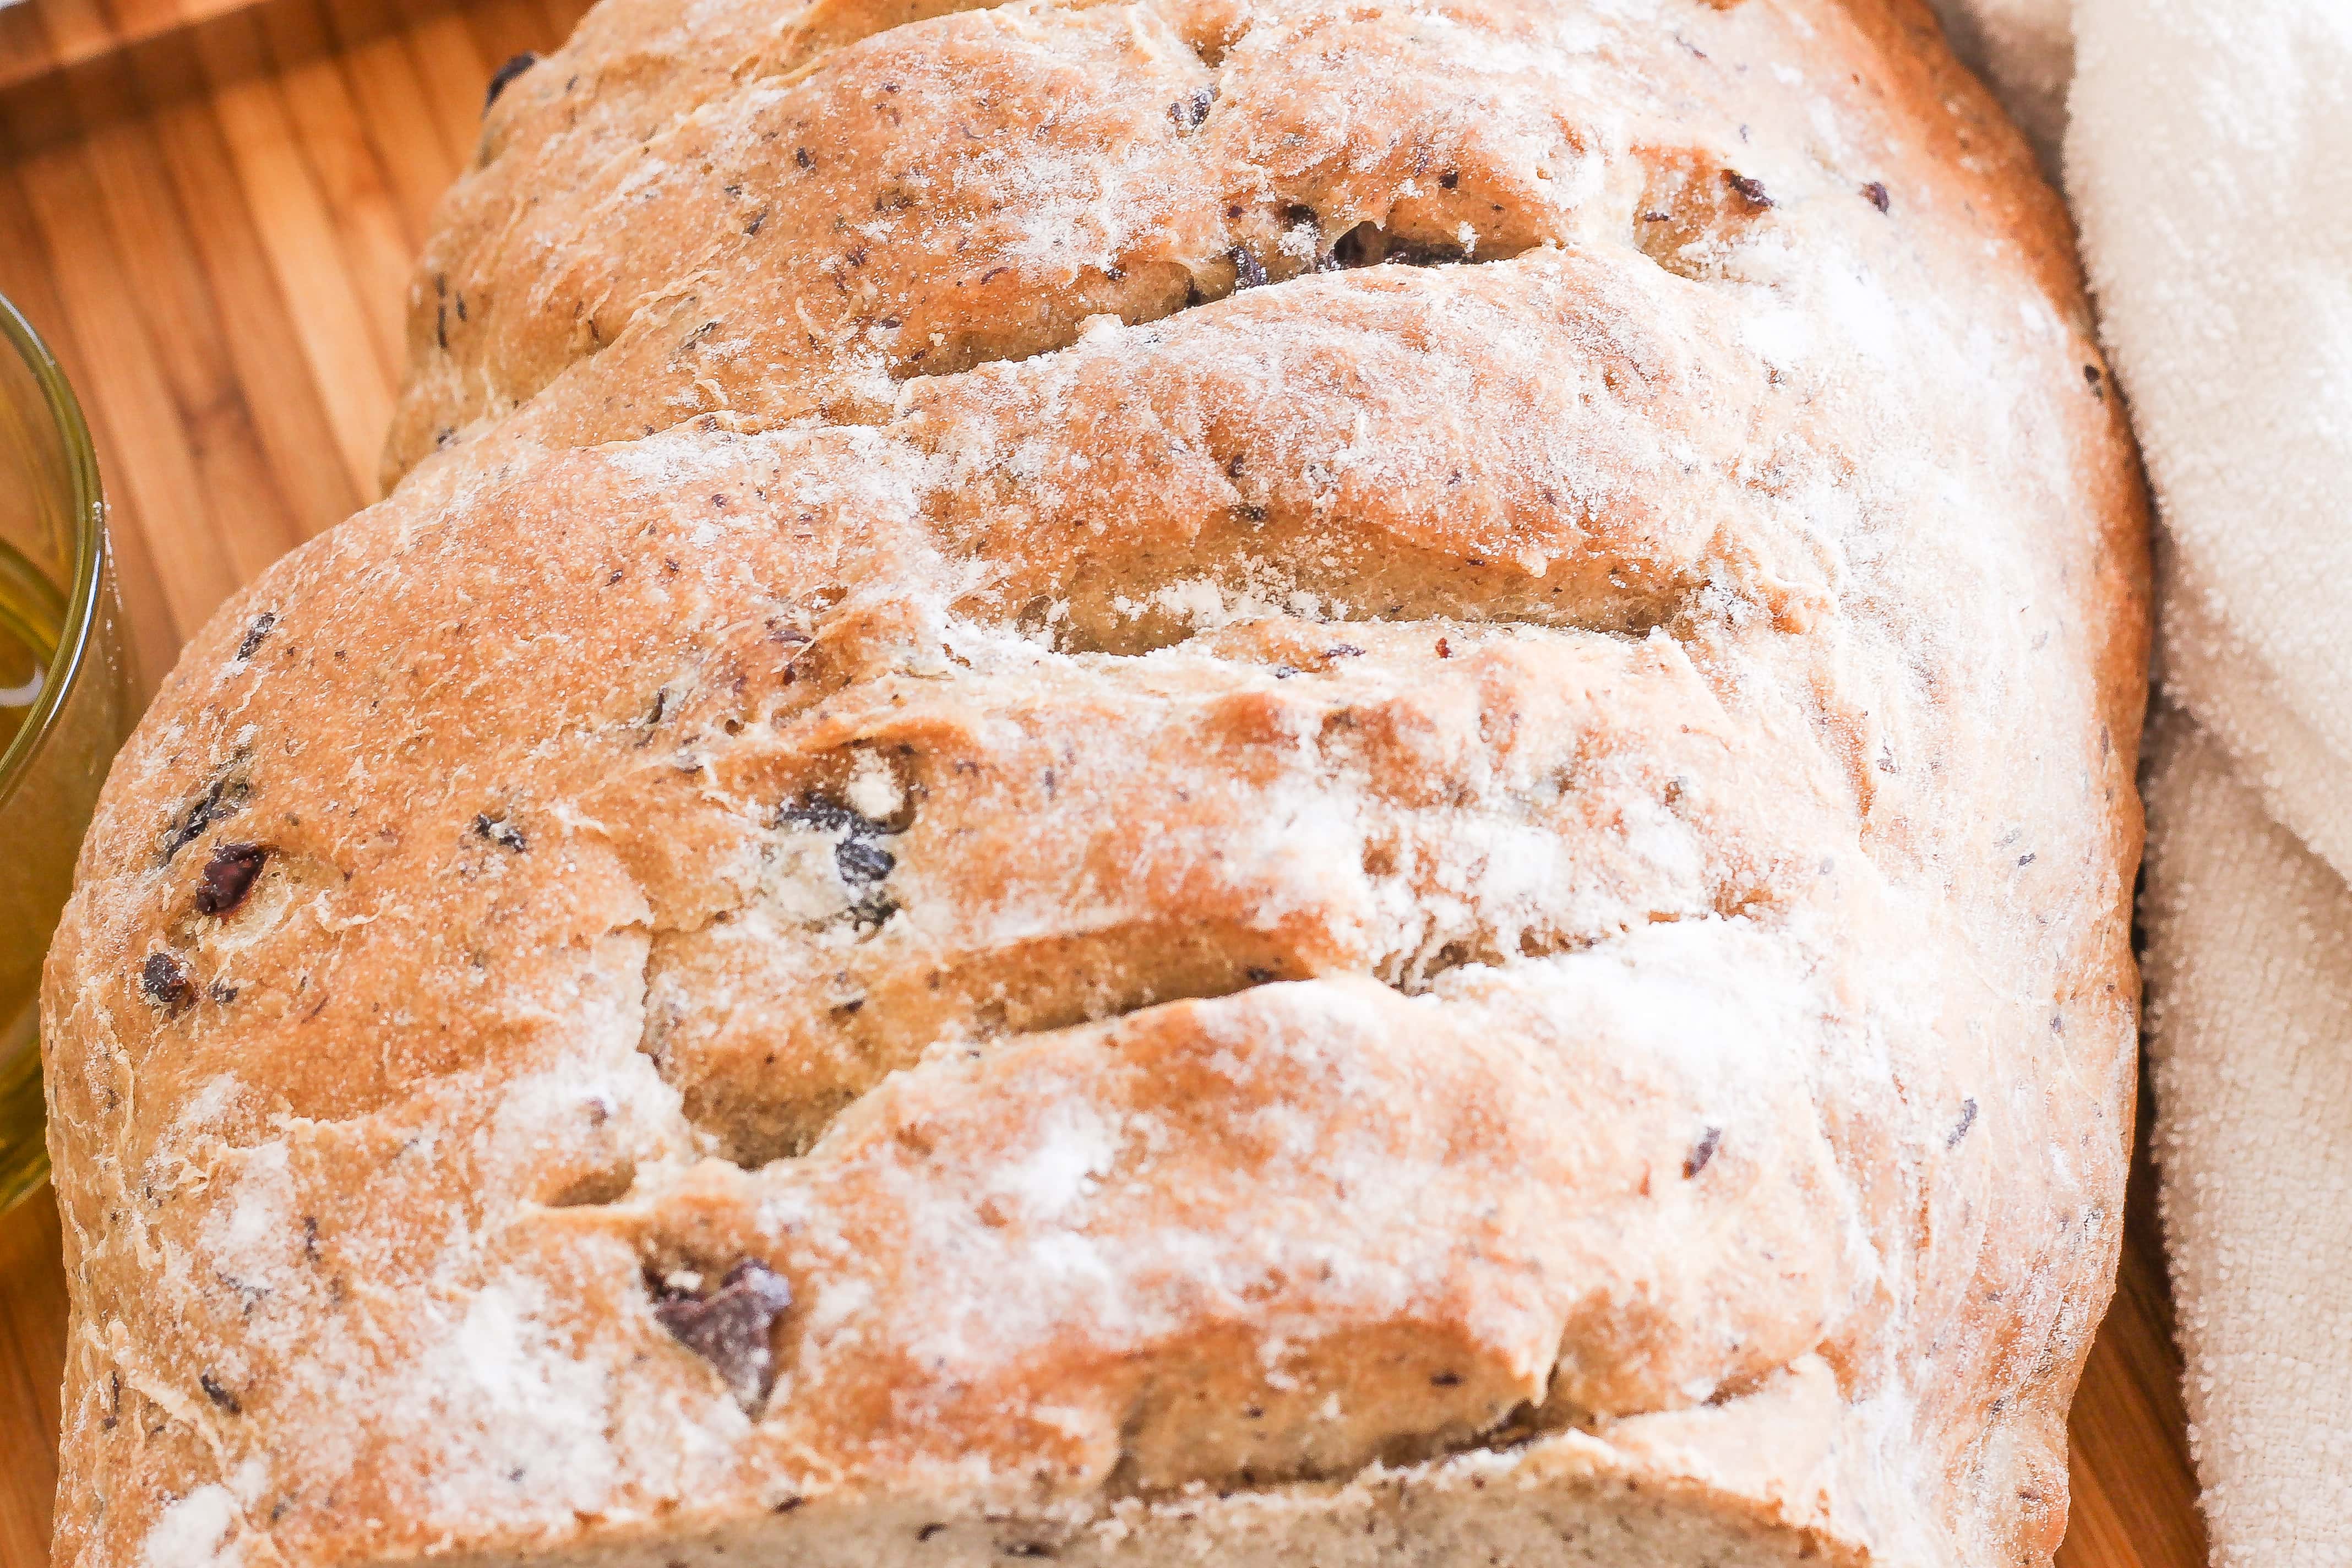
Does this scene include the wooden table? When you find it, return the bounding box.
[0,2,2210,1562]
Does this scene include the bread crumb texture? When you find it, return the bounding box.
[42,0,2149,1564]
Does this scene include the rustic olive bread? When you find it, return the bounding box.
[42,0,2150,1562]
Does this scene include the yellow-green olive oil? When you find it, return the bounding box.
[0,539,58,755]
[0,538,63,1205]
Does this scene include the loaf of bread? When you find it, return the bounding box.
[42,0,2150,1562]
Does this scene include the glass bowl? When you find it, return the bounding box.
[0,293,134,1212]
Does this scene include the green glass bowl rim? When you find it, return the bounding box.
[0,292,107,812]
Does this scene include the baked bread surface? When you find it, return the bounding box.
[43,0,2150,1562]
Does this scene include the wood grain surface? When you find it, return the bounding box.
[0,1,2210,1564]
[1,0,492,152]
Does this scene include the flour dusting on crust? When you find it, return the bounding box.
[43,1,2148,1565]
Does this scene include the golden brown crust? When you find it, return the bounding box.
[45,0,2149,1564]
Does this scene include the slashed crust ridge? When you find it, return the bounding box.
[44,1,2150,1566]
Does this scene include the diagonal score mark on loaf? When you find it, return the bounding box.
[388,0,1523,472]
[635,617,1825,1167]
[634,928,1881,1496]
[392,0,1037,483]
[385,0,1774,483]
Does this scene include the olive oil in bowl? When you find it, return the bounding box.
[0,539,63,754]
[0,292,133,1213]
[0,539,67,1204]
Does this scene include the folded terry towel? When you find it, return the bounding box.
[2139,718,2352,1562]
[1939,1,2352,1560]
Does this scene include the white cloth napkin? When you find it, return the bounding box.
[1935,1,2352,1559]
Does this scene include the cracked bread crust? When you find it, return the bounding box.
[43,0,2149,1565]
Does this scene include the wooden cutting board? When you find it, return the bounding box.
[0,2,2209,1564]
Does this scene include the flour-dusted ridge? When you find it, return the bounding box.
[43,1,2148,1565]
